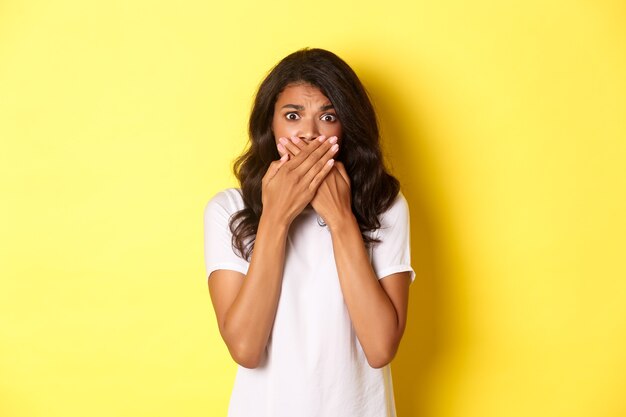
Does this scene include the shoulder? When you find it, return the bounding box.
[367,190,410,241]
[204,187,244,217]
[378,190,410,225]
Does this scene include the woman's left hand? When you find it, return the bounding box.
[309,160,351,228]
[278,136,353,228]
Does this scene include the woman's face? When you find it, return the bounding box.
[271,83,343,153]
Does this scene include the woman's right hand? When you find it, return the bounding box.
[261,135,339,227]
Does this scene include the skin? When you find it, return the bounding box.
[208,82,411,369]
[271,82,345,217]
[271,82,343,149]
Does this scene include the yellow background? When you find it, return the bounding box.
[1,1,625,416]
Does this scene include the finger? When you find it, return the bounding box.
[263,154,289,183]
[301,141,339,185]
[308,158,335,192]
[281,136,302,157]
[290,135,327,149]
[277,140,288,157]
[294,136,338,179]
[277,137,297,157]
[288,135,328,158]
[284,135,328,169]
[285,134,326,155]
[334,161,351,186]
[288,136,307,151]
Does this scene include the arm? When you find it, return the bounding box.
[207,137,338,368]
[328,215,411,368]
[276,137,412,368]
[209,212,288,369]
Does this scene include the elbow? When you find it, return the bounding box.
[365,345,398,369]
[229,343,264,369]
[233,354,261,369]
[367,325,406,368]
[221,321,264,369]
[366,354,393,369]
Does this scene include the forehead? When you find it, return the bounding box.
[275,83,330,104]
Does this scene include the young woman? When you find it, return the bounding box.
[203,47,415,417]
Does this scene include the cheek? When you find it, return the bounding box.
[320,122,343,139]
[272,117,295,138]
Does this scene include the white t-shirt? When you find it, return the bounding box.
[203,187,415,417]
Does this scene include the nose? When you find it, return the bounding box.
[298,118,319,142]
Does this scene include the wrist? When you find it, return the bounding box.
[259,209,291,232]
[327,211,358,234]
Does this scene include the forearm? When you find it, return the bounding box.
[329,215,400,368]
[223,213,288,368]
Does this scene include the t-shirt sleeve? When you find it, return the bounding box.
[370,191,416,284]
[203,190,250,283]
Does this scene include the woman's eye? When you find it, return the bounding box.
[285,112,299,120]
[321,114,337,122]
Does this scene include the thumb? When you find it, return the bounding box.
[265,153,289,182]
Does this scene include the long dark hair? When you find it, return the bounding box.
[230,47,400,261]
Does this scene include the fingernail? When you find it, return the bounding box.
[290,136,301,143]
[317,135,327,142]
[278,143,286,153]
[279,137,288,145]
[331,144,339,152]
[329,136,338,144]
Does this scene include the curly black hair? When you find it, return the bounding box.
[230,47,400,260]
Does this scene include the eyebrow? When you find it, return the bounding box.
[281,104,335,111]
